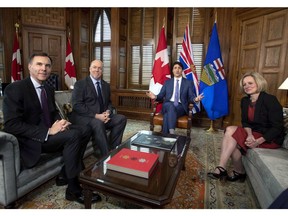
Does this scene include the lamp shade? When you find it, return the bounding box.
[279,77,288,90]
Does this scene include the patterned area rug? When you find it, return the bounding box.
[0,119,260,209]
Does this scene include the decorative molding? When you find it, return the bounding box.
[21,8,66,30]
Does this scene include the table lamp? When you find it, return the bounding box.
[279,77,288,90]
[279,77,288,116]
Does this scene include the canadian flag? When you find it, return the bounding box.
[11,31,23,82]
[149,26,171,113]
[64,38,77,89]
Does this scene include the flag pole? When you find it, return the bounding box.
[15,23,19,38]
[206,120,218,133]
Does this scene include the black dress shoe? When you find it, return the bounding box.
[207,166,228,181]
[227,170,246,182]
[65,189,102,204]
[55,175,68,186]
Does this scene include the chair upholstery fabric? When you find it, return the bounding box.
[150,101,193,137]
[0,91,94,208]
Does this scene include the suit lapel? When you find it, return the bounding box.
[87,76,98,100]
[25,78,42,110]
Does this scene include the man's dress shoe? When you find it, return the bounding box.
[55,175,68,186]
[65,189,102,204]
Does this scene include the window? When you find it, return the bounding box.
[128,8,155,89]
[93,9,111,82]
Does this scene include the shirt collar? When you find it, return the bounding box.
[90,75,101,85]
[30,76,42,89]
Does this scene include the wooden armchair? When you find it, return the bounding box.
[149,101,193,137]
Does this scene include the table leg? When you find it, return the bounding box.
[83,188,92,209]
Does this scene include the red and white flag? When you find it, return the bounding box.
[11,31,23,82]
[64,38,77,89]
[149,26,171,113]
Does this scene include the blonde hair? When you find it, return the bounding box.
[239,72,268,94]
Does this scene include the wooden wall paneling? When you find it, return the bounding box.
[0,9,5,81]
[228,9,242,125]
[110,8,119,91]
[80,9,91,81]
[22,27,65,86]
[214,8,233,127]
[118,12,128,90]
[229,8,288,126]
[21,8,66,30]
[259,9,288,102]
[2,8,21,83]
[67,9,81,85]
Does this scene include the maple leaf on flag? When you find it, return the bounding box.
[149,26,171,113]
[11,31,23,82]
[64,38,77,89]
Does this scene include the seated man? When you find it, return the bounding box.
[3,53,100,204]
[146,61,203,134]
[71,59,127,156]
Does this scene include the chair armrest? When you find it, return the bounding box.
[188,103,194,117]
[0,131,21,205]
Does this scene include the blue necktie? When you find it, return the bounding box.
[96,81,104,113]
[40,86,51,127]
[174,79,179,107]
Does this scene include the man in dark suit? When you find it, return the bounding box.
[71,59,127,156]
[146,61,203,134]
[3,53,101,204]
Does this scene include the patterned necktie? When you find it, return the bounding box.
[174,79,179,107]
[40,86,51,127]
[96,81,104,113]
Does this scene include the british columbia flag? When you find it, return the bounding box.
[179,24,200,113]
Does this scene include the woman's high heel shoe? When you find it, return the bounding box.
[207,166,228,180]
[227,170,246,182]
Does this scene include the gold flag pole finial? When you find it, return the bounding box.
[15,23,19,33]
[15,23,20,40]
[67,25,71,39]
[162,17,165,27]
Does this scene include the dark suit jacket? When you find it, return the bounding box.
[3,77,60,167]
[71,76,114,119]
[241,91,285,145]
[156,77,196,114]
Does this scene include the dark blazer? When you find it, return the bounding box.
[72,76,113,118]
[3,77,60,167]
[156,77,196,114]
[241,91,285,145]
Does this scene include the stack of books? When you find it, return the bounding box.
[106,148,159,179]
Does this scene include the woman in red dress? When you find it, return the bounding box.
[208,72,285,182]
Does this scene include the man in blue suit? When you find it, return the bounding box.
[146,61,203,134]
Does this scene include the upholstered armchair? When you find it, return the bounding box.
[149,101,193,137]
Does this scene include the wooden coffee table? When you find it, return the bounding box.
[79,130,191,209]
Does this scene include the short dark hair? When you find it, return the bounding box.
[28,53,53,65]
[172,61,183,69]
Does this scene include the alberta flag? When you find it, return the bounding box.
[149,26,171,113]
[199,22,228,120]
[179,24,200,113]
[64,38,77,89]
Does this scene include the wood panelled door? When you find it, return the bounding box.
[22,27,65,89]
[231,9,288,125]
